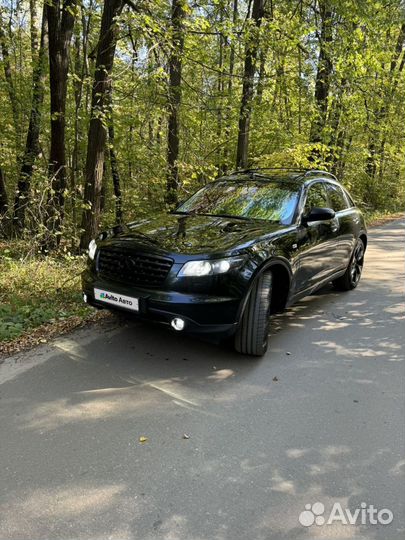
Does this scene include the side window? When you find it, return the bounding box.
[304,183,328,213]
[326,183,349,212]
[343,188,355,207]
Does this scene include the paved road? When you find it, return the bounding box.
[1,220,404,540]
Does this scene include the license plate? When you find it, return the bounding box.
[94,288,139,311]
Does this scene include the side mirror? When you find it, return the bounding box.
[302,207,335,225]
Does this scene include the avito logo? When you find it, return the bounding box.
[99,292,118,301]
[299,501,394,527]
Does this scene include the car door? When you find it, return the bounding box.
[295,181,340,291]
[324,182,356,270]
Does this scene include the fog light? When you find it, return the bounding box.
[83,293,88,303]
[171,317,185,331]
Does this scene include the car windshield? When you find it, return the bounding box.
[176,179,300,225]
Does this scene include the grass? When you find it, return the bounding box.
[364,209,404,226]
[0,242,93,342]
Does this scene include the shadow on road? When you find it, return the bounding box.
[0,221,404,540]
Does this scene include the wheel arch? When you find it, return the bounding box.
[359,232,367,251]
[236,258,292,323]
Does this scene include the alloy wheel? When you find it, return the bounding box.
[350,241,364,286]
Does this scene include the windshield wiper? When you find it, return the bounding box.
[170,209,202,216]
[198,213,253,221]
[170,211,275,222]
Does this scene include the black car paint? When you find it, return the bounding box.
[82,174,367,338]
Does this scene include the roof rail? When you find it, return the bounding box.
[231,167,307,175]
[303,169,337,180]
[230,167,337,180]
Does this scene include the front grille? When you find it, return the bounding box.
[97,247,173,288]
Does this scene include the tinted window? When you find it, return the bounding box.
[326,183,349,212]
[343,188,355,207]
[304,183,328,212]
[176,180,300,225]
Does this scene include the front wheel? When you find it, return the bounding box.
[234,271,272,356]
[333,238,365,291]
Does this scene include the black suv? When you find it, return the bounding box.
[82,169,367,356]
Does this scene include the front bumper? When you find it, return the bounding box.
[82,270,240,337]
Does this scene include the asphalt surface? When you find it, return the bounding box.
[1,219,404,540]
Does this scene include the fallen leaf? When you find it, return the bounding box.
[139,436,148,443]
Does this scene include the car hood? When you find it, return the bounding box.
[106,213,289,255]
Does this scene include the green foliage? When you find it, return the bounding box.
[0,0,404,246]
[0,245,92,341]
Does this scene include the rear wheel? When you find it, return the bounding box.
[333,238,365,291]
[234,271,272,356]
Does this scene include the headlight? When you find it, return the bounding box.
[88,239,97,260]
[178,257,244,277]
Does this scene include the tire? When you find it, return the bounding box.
[234,271,272,356]
[333,238,365,291]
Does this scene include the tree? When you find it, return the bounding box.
[166,0,186,205]
[366,22,405,186]
[309,0,334,154]
[236,0,264,169]
[108,95,123,223]
[222,0,238,171]
[12,4,48,233]
[0,167,8,216]
[1,0,405,247]
[0,6,19,150]
[80,0,124,249]
[44,0,78,243]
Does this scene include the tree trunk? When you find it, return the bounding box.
[166,0,186,206]
[215,3,225,175]
[256,49,266,105]
[109,130,122,223]
[334,133,352,180]
[0,9,19,147]
[99,161,107,214]
[331,127,347,176]
[71,31,82,232]
[29,0,39,62]
[80,0,124,250]
[44,0,77,245]
[327,77,347,170]
[309,0,333,151]
[297,0,304,135]
[0,168,8,217]
[12,6,48,233]
[235,0,264,169]
[108,96,123,223]
[127,49,137,184]
[222,0,238,171]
